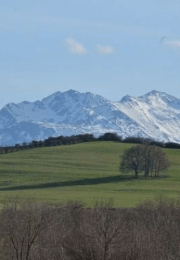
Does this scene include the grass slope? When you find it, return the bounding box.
[0,141,180,207]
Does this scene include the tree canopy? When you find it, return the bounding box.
[120,143,170,178]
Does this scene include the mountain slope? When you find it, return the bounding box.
[0,89,180,145]
[115,90,180,143]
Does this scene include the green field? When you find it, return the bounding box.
[0,141,180,207]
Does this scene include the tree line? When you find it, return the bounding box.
[0,132,179,154]
[1,197,180,260]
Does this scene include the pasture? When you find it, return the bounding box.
[0,141,179,207]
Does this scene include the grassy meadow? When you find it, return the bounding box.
[0,141,180,207]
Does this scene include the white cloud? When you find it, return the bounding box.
[96,45,114,55]
[64,38,87,55]
[165,40,180,48]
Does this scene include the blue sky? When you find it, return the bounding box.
[0,0,180,108]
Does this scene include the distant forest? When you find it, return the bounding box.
[0,132,179,154]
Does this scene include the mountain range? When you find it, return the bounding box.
[1,89,180,146]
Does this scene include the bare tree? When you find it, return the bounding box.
[142,143,155,177]
[120,143,170,178]
[1,199,53,260]
[120,145,144,178]
[153,147,170,177]
[1,196,180,260]
[63,200,125,260]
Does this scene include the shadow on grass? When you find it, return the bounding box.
[0,175,137,191]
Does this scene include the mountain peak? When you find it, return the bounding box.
[120,95,133,103]
[64,89,80,95]
[148,90,161,95]
[139,89,179,101]
[140,90,164,98]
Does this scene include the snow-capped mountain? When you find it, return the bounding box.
[1,89,180,146]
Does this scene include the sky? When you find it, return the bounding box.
[0,0,180,108]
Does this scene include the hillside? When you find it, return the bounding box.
[0,141,179,207]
